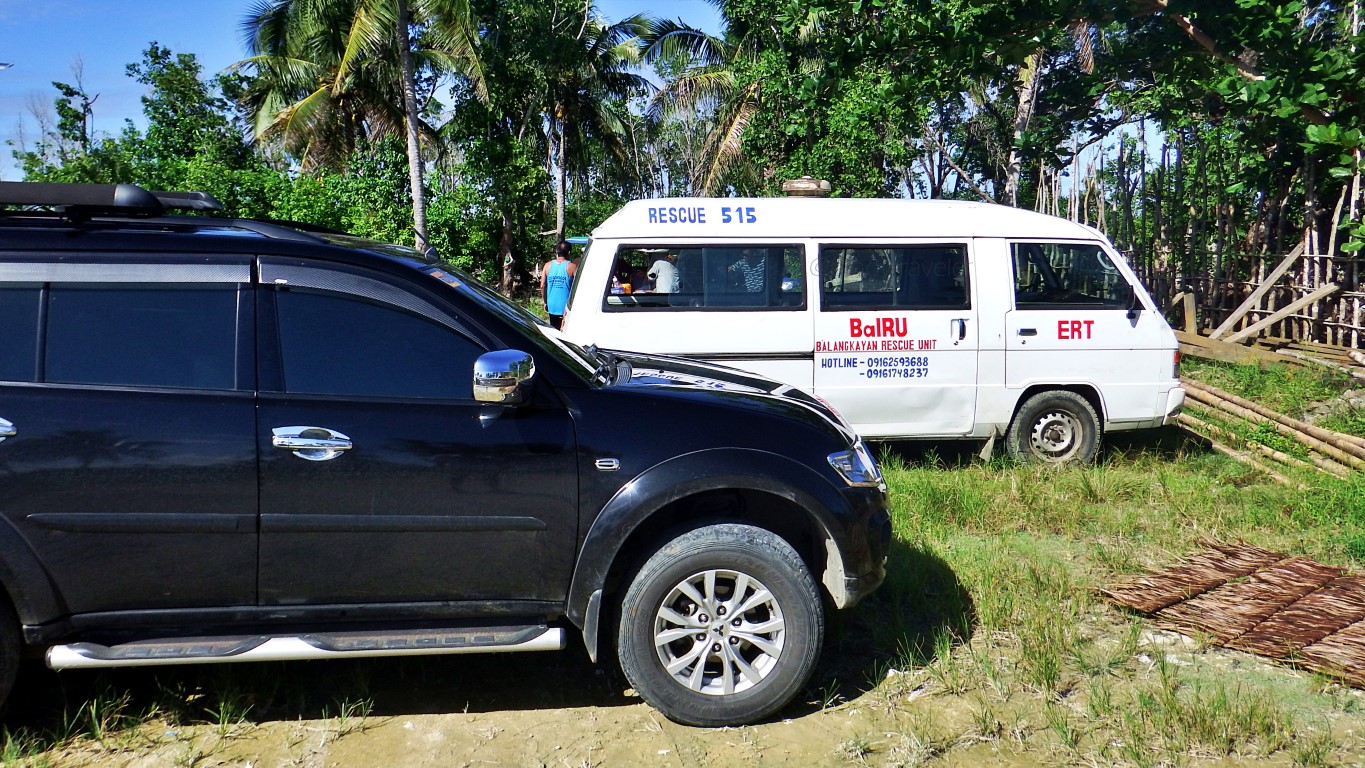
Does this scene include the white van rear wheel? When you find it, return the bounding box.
[1006,391,1100,464]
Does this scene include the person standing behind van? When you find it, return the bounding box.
[647,253,678,293]
[541,240,576,329]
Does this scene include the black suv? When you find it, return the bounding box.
[0,182,890,727]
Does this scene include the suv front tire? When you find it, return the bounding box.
[616,524,823,726]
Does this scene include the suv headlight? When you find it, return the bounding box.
[828,440,885,490]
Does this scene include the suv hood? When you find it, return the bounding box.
[613,351,857,441]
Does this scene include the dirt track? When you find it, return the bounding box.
[17,631,962,768]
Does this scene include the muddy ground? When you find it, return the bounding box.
[13,612,1365,768]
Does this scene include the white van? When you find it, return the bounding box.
[561,198,1184,463]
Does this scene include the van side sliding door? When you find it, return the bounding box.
[814,243,978,438]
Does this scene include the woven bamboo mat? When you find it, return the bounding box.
[1102,541,1365,687]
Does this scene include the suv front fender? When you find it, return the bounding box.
[566,447,873,660]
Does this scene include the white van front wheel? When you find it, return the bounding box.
[1006,391,1100,465]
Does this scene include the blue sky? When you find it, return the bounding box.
[0,0,722,180]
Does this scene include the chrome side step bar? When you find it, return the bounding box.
[47,626,563,670]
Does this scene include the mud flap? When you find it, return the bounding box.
[978,428,999,462]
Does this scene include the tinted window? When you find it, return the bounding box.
[821,245,969,310]
[602,245,805,311]
[275,288,482,399]
[45,285,239,389]
[0,286,40,382]
[1012,242,1134,309]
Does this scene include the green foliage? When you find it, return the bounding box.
[15,44,270,219]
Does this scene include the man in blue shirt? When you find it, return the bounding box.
[541,240,576,329]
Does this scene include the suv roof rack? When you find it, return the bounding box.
[0,182,223,217]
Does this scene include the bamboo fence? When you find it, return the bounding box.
[1143,255,1365,348]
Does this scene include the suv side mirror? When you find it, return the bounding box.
[474,349,536,404]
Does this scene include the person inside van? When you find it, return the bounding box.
[728,249,766,292]
[647,252,679,293]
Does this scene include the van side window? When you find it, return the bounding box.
[820,246,969,310]
[602,245,805,311]
[1011,243,1134,309]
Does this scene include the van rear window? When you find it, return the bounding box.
[602,245,805,311]
[820,245,969,311]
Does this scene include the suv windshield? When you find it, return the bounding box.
[423,265,602,381]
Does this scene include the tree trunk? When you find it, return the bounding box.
[396,0,429,254]
[555,106,567,241]
[499,209,516,296]
[1004,48,1044,207]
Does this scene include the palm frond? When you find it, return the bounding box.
[700,81,758,195]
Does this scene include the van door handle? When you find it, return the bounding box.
[952,318,968,343]
[0,418,14,443]
[272,426,353,462]
[1018,328,1038,337]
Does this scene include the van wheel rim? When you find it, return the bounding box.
[1030,410,1080,461]
[652,569,785,696]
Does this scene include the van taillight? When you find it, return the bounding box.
[1173,349,1181,378]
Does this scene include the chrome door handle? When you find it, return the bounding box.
[271,426,353,461]
[0,418,14,443]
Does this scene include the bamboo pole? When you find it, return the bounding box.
[1222,283,1340,343]
[1178,412,1327,473]
[1182,409,1352,477]
[1204,437,1295,485]
[1181,387,1365,470]
[1182,377,1365,454]
[1275,350,1365,382]
[1210,243,1305,340]
[1304,450,1356,477]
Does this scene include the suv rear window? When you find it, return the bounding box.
[46,284,239,389]
[0,286,40,382]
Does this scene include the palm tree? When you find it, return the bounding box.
[543,11,652,239]
[641,6,832,196]
[641,14,757,196]
[238,0,484,251]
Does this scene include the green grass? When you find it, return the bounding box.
[848,429,1365,767]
